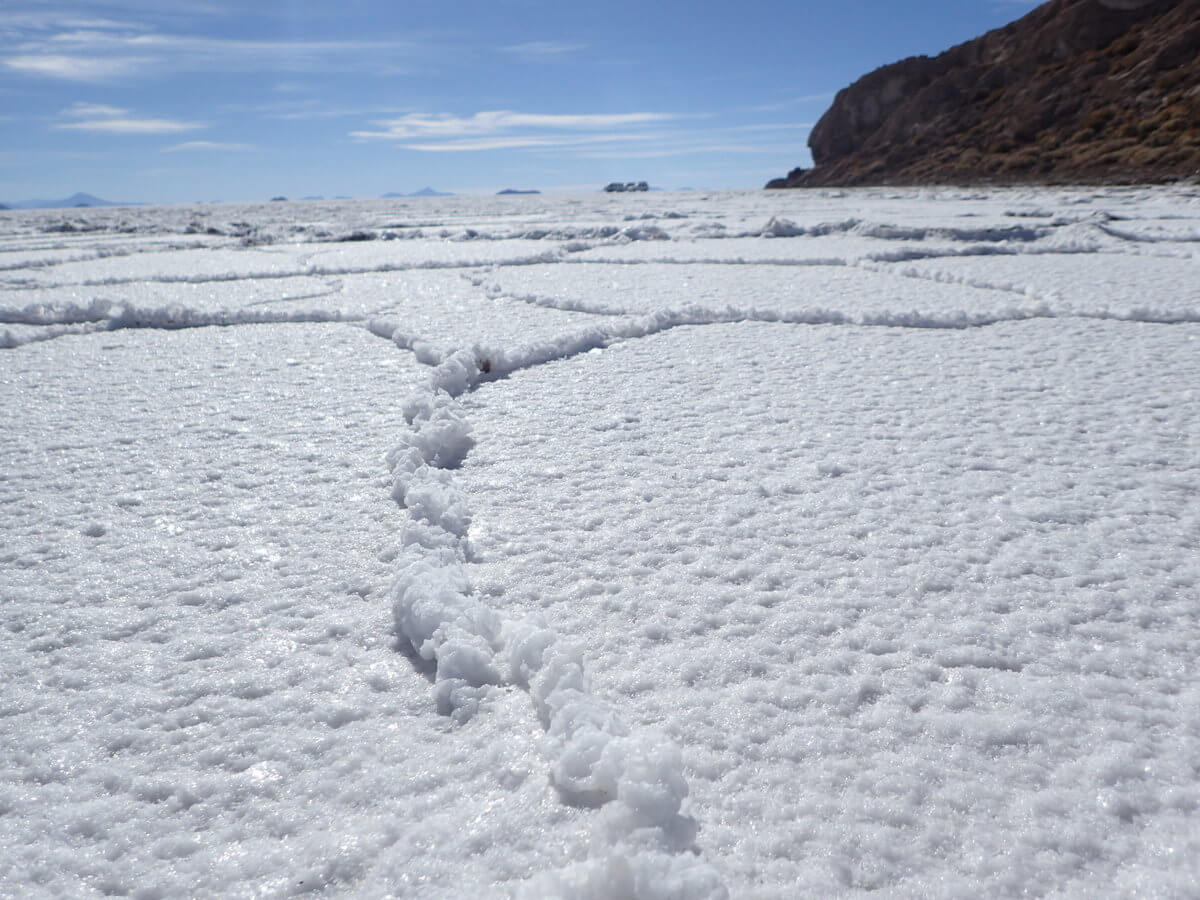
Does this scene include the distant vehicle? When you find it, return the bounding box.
[604,181,649,192]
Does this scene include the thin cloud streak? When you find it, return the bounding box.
[4,13,433,82]
[576,142,807,159]
[218,96,415,121]
[0,12,144,32]
[273,105,414,121]
[398,131,664,152]
[61,101,129,117]
[164,140,255,152]
[389,119,811,158]
[56,117,204,134]
[724,122,814,132]
[352,110,690,141]
[500,41,587,58]
[4,53,146,80]
[748,93,835,112]
[111,33,419,56]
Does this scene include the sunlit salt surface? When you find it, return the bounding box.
[2,186,1198,898]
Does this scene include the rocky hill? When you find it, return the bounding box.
[768,0,1200,187]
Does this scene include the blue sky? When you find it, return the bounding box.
[1,0,1041,203]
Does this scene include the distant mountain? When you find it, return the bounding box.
[768,0,1200,187]
[497,189,540,195]
[382,187,454,198]
[4,192,141,209]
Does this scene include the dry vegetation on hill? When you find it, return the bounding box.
[769,0,1200,187]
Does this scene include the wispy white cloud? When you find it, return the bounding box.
[725,122,814,133]
[276,105,412,121]
[0,12,142,33]
[2,11,431,82]
[1,10,153,81]
[398,131,662,153]
[748,93,835,113]
[4,0,231,20]
[119,33,417,58]
[564,125,809,159]
[56,116,204,134]
[61,101,128,118]
[164,140,255,152]
[590,122,811,159]
[362,112,809,161]
[500,41,587,58]
[52,98,207,136]
[218,96,414,121]
[4,53,147,80]
[577,142,806,159]
[352,110,687,142]
[36,30,421,63]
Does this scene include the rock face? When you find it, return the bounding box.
[768,0,1200,187]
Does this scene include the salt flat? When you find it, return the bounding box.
[1,187,1197,898]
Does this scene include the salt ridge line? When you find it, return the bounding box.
[383,341,728,898]
[0,321,109,348]
[0,225,673,284]
[463,288,1200,335]
[0,251,566,290]
[0,236,203,255]
[4,214,1191,290]
[5,243,1187,294]
[0,250,130,272]
[237,215,1089,245]
[571,242,1194,268]
[7,285,1195,353]
[0,239,250,270]
[566,216,1197,261]
[0,295,357,327]
[753,216,1048,242]
[859,259,1200,322]
[237,278,345,309]
[1096,221,1200,243]
[12,212,1184,250]
[473,274,632,318]
[0,300,358,349]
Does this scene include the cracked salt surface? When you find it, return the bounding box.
[461,319,1199,896]
[1,185,1198,898]
[0,325,593,896]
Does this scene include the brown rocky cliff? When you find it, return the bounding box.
[768,0,1200,187]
